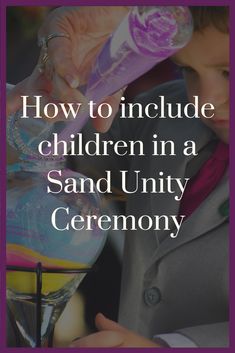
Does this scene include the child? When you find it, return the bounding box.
[7,6,229,348]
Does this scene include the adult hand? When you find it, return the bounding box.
[38,6,129,131]
[38,6,129,87]
[7,7,129,129]
[69,313,162,348]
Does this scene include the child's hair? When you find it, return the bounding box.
[189,6,229,33]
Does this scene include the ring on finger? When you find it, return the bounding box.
[37,48,49,74]
[38,32,70,49]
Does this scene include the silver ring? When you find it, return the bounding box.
[37,32,70,74]
[38,32,70,48]
[37,49,50,74]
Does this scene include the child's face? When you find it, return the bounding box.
[172,26,229,143]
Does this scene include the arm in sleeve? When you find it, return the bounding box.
[154,322,229,348]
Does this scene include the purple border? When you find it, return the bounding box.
[0,0,7,350]
[1,0,234,352]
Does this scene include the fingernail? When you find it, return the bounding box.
[65,75,79,89]
[69,344,78,348]
[97,312,105,318]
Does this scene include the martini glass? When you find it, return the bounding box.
[7,161,106,347]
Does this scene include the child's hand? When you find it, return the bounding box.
[69,313,162,348]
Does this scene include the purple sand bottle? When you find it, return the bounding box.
[55,6,192,148]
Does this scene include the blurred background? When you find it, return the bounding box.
[7,6,179,347]
[7,7,49,84]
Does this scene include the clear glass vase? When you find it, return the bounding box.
[7,158,106,347]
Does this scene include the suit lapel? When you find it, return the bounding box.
[147,117,228,265]
[149,172,228,264]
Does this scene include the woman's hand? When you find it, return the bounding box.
[38,6,129,88]
[39,6,129,132]
[8,7,129,131]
